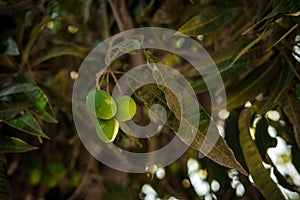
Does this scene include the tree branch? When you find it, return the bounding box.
[0,0,47,16]
[107,0,144,67]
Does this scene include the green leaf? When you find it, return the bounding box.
[0,135,38,153]
[12,75,57,123]
[178,7,240,36]
[127,66,248,175]
[258,65,295,114]
[22,16,53,64]
[238,108,285,200]
[42,162,66,188]
[254,118,277,161]
[30,45,85,66]
[192,50,273,94]
[267,24,298,50]
[0,154,11,200]
[0,102,29,120]
[244,0,300,34]
[151,65,181,119]
[103,182,134,200]
[184,40,246,77]
[225,61,277,111]
[281,91,300,149]
[4,110,49,139]
[0,83,39,98]
[230,32,271,67]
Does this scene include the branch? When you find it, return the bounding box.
[107,0,135,31]
[107,0,144,67]
[0,0,47,16]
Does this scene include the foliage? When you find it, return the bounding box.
[0,0,299,199]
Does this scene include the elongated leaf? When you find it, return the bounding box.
[178,7,240,36]
[238,108,285,200]
[0,135,38,153]
[0,102,29,120]
[12,75,57,123]
[192,50,273,94]
[258,65,295,114]
[184,40,246,77]
[0,83,38,98]
[267,24,298,50]
[151,65,181,119]
[297,84,300,103]
[292,147,300,174]
[282,91,300,149]
[244,0,300,34]
[0,154,11,199]
[126,66,247,175]
[31,45,85,66]
[22,16,53,63]
[255,118,277,161]
[225,61,277,111]
[230,31,270,67]
[4,110,49,139]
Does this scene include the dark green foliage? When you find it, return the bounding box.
[0,0,299,199]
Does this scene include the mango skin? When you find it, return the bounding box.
[115,96,137,121]
[96,118,119,142]
[86,90,117,120]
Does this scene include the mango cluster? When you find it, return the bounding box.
[86,90,136,142]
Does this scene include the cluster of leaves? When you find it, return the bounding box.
[176,0,300,199]
[0,0,299,199]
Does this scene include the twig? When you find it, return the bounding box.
[68,155,95,200]
[0,0,47,16]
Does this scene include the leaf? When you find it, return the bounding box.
[254,118,277,162]
[12,75,57,123]
[126,66,248,175]
[292,146,300,174]
[114,39,141,53]
[151,64,181,119]
[225,60,277,111]
[178,7,240,36]
[0,83,39,98]
[0,154,11,200]
[0,102,29,120]
[281,91,300,149]
[258,65,295,114]
[192,50,273,94]
[184,40,246,77]
[273,164,300,193]
[243,0,300,34]
[267,24,298,50]
[103,182,134,200]
[4,110,49,139]
[238,108,285,200]
[297,84,300,103]
[230,31,271,67]
[30,45,85,66]
[0,135,38,153]
[22,16,53,63]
